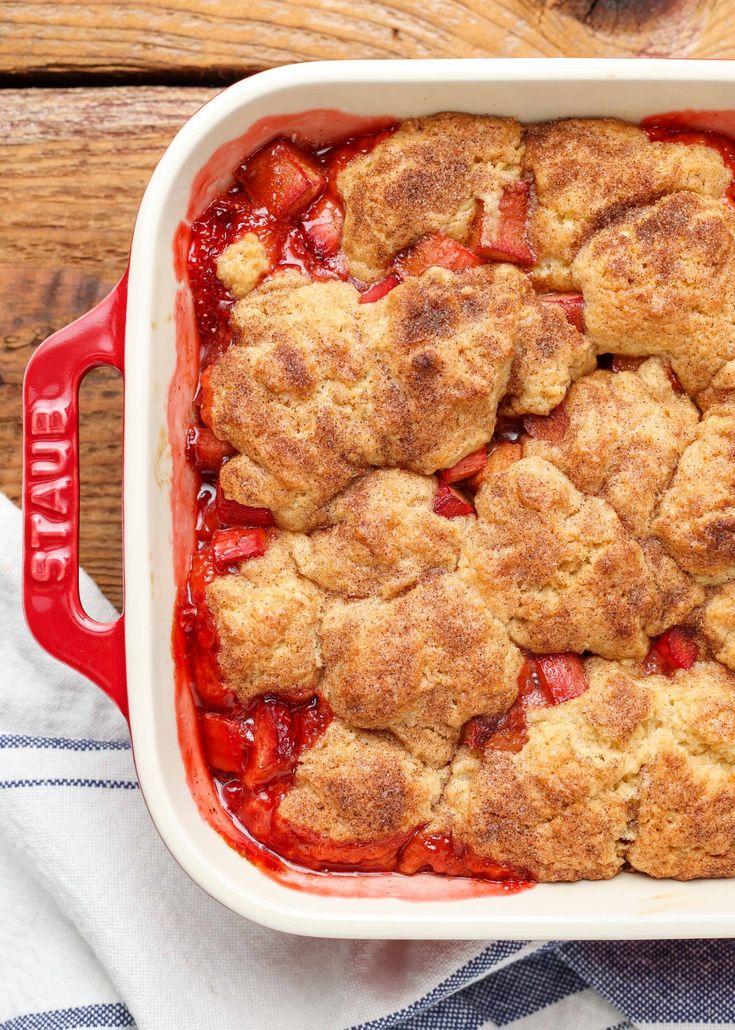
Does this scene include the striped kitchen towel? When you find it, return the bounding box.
[1,492,733,1030]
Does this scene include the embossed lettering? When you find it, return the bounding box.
[30,550,70,583]
[30,439,70,477]
[31,405,68,437]
[30,477,71,517]
[30,512,71,550]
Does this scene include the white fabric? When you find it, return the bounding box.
[0,494,507,1029]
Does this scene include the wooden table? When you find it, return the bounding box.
[4,1,735,609]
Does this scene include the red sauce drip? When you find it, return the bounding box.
[173,114,532,895]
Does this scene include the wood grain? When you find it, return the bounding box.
[0,87,216,607]
[1,0,732,80]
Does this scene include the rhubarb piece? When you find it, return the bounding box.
[244,699,297,787]
[644,627,699,676]
[216,489,275,528]
[439,447,487,485]
[199,712,247,773]
[483,440,523,480]
[535,653,588,704]
[539,292,585,333]
[433,483,474,518]
[211,527,268,572]
[301,194,344,258]
[523,403,569,443]
[398,232,482,277]
[237,140,326,219]
[478,658,554,753]
[359,273,401,304]
[186,426,235,473]
[470,182,535,267]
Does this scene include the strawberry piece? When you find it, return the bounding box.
[199,712,247,773]
[186,426,235,473]
[398,232,483,277]
[237,140,326,220]
[433,483,475,518]
[644,627,698,676]
[216,490,275,528]
[301,194,344,258]
[523,403,569,443]
[539,292,585,333]
[535,653,588,704]
[359,273,401,304]
[439,447,488,485]
[244,699,297,787]
[470,182,536,267]
[211,527,268,572]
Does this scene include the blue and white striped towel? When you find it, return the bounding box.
[1,492,733,1030]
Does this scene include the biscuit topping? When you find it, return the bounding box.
[179,112,735,885]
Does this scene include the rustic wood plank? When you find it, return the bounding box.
[2,0,732,79]
[0,87,216,608]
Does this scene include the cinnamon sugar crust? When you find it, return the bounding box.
[198,113,735,883]
[277,720,446,842]
[208,266,520,531]
[337,113,523,281]
[445,660,735,881]
[525,118,730,290]
[574,192,735,393]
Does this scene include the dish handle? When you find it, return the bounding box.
[22,272,129,720]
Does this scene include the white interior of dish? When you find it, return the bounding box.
[125,59,735,938]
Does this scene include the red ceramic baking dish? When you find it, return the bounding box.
[22,59,735,938]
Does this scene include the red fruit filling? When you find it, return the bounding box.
[644,627,699,676]
[186,426,235,473]
[359,273,402,304]
[439,447,488,485]
[398,232,483,277]
[301,194,344,258]
[200,712,248,773]
[433,483,475,518]
[464,654,588,753]
[236,139,326,219]
[211,527,268,573]
[539,292,585,333]
[216,489,275,529]
[470,182,536,267]
[523,403,569,444]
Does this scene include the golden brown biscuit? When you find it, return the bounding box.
[523,358,699,537]
[574,192,735,393]
[525,118,730,290]
[338,113,523,281]
[216,232,270,298]
[653,410,735,582]
[209,266,520,530]
[319,573,523,766]
[463,457,660,659]
[447,660,735,881]
[291,469,466,599]
[205,535,323,702]
[499,286,595,417]
[627,662,735,879]
[278,720,445,841]
[445,659,652,881]
[367,265,521,473]
[703,583,735,671]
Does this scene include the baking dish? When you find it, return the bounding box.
[22,58,735,938]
